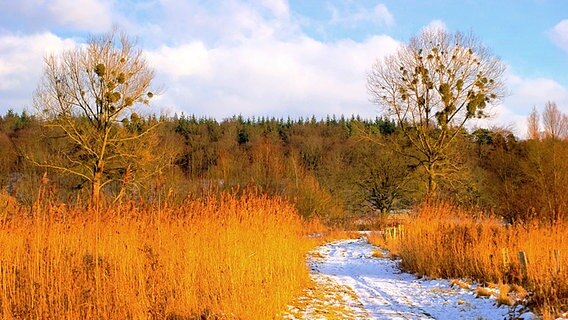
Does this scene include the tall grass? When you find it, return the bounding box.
[369,202,568,317]
[0,193,315,319]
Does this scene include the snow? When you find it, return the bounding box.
[282,236,537,320]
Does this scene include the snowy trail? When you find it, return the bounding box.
[290,237,525,320]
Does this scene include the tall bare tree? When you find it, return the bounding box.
[33,30,157,205]
[527,106,541,140]
[368,28,506,196]
[542,101,567,140]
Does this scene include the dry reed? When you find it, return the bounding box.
[0,192,316,319]
[369,202,568,317]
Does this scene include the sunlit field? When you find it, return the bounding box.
[369,202,568,317]
[0,193,322,319]
[1,2,566,318]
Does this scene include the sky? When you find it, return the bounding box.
[0,0,567,136]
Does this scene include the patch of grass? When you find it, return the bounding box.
[277,274,369,319]
[367,230,401,257]
[371,249,385,258]
[310,251,326,260]
[457,298,470,306]
[476,287,493,298]
[510,284,528,300]
[496,284,514,306]
[451,279,471,290]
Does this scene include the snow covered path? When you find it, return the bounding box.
[282,237,526,320]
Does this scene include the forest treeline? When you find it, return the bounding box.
[1,107,566,224]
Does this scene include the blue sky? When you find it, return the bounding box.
[0,0,567,136]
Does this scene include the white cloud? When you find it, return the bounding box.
[0,32,76,109]
[373,4,395,27]
[550,19,568,53]
[0,0,114,32]
[510,77,568,111]
[148,34,400,118]
[145,42,211,79]
[150,0,299,45]
[47,0,113,32]
[329,3,394,27]
[474,72,568,137]
[257,0,290,19]
[423,19,447,32]
[131,1,399,118]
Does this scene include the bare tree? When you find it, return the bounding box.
[33,30,157,205]
[368,28,506,196]
[527,106,541,140]
[542,101,567,140]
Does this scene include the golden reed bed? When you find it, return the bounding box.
[0,193,319,319]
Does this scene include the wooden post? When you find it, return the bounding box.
[553,249,561,274]
[501,248,510,273]
[518,251,528,280]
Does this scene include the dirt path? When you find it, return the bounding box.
[280,237,532,320]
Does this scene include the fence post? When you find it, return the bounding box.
[501,248,510,273]
[553,249,561,274]
[518,251,528,280]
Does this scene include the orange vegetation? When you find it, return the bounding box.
[369,202,568,317]
[0,193,319,319]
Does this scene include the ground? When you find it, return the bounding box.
[278,236,537,320]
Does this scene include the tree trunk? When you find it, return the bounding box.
[426,162,436,199]
[92,161,105,206]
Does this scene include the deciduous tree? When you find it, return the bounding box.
[527,107,540,140]
[542,101,567,140]
[33,30,157,205]
[368,28,506,196]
